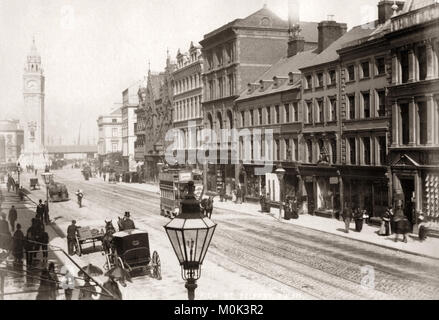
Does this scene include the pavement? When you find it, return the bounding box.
[116,179,439,260]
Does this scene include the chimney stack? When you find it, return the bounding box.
[378,0,405,24]
[317,18,347,54]
[288,33,305,57]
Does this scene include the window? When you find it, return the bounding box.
[328,69,336,85]
[361,61,370,78]
[317,73,324,87]
[285,139,290,161]
[400,103,409,145]
[306,75,313,89]
[112,143,118,153]
[307,140,313,163]
[216,50,223,66]
[376,57,385,75]
[377,90,386,117]
[218,77,224,97]
[331,140,337,164]
[275,105,280,124]
[418,46,427,81]
[362,92,370,118]
[209,80,214,100]
[378,136,387,165]
[318,100,324,123]
[329,98,337,121]
[293,138,299,161]
[112,119,117,123]
[275,139,280,161]
[349,138,356,164]
[228,74,234,96]
[241,111,245,127]
[347,65,355,81]
[307,102,313,124]
[401,50,409,84]
[418,101,427,145]
[292,103,298,122]
[363,137,371,165]
[266,107,271,124]
[112,128,118,137]
[249,110,254,127]
[284,104,290,123]
[348,95,356,120]
[258,108,263,125]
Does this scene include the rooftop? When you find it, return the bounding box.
[46,145,98,154]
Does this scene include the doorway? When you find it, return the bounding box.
[400,177,415,229]
[305,181,315,215]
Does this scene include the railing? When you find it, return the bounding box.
[391,3,439,32]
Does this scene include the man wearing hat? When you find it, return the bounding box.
[67,220,80,255]
[121,212,135,231]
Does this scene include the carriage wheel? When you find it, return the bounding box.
[151,251,162,280]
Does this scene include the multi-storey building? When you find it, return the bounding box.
[386,0,439,227]
[97,107,123,167]
[136,57,176,182]
[200,4,318,196]
[172,42,203,168]
[0,120,24,165]
[121,82,140,178]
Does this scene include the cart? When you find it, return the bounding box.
[29,178,41,190]
[103,229,161,280]
[75,226,105,257]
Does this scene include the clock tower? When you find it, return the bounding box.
[19,38,48,169]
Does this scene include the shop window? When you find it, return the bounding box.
[400,104,409,145]
[349,137,356,164]
[363,137,371,165]
[361,61,370,79]
[348,95,356,120]
[347,65,355,81]
[362,92,370,118]
[376,57,385,76]
[418,101,427,145]
[378,136,387,165]
[377,90,386,117]
[284,104,290,123]
[400,50,409,84]
[418,46,427,81]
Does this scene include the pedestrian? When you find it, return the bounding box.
[40,230,49,264]
[0,213,12,251]
[100,275,122,300]
[379,207,393,236]
[36,262,58,300]
[35,169,38,176]
[67,220,79,255]
[342,203,353,234]
[7,177,11,192]
[79,277,98,300]
[12,224,25,264]
[291,196,299,220]
[353,207,364,232]
[43,200,50,225]
[8,205,18,232]
[103,172,106,182]
[25,220,37,268]
[36,200,45,224]
[393,202,411,243]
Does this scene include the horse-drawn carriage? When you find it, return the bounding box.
[29,178,41,190]
[101,220,161,280]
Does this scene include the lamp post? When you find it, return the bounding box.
[164,181,217,300]
[41,172,53,211]
[275,164,286,220]
[17,162,21,188]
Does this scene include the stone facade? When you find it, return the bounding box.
[0,120,24,165]
[97,107,123,166]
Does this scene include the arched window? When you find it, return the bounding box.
[307,140,313,163]
[226,110,233,129]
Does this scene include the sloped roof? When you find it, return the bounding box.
[110,108,122,116]
[237,49,317,101]
[301,26,377,69]
[203,6,318,43]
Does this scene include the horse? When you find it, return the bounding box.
[102,220,116,255]
[200,197,214,219]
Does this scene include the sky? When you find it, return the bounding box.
[0,0,381,145]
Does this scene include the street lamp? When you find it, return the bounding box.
[164,181,217,300]
[41,172,54,210]
[17,162,21,189]
[275,164,286,220]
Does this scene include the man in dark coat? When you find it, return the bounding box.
[12,223,25,263]
[8,205,18,232]
[120,212,135,231]
[67,220,79,255]
[25,220,37,268]
[36,200,45,224]
[0,213,12,250]
[43,200,50,225]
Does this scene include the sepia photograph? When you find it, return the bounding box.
[0,0,439,306]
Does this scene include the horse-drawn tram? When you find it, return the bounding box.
[103,229,161,280]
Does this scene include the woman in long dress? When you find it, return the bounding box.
[393,204,411,243]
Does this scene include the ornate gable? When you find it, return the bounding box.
[392,154,420,167]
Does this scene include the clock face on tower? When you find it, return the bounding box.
[26,80,38,90]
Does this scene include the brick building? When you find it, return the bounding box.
[200,4,318,196]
